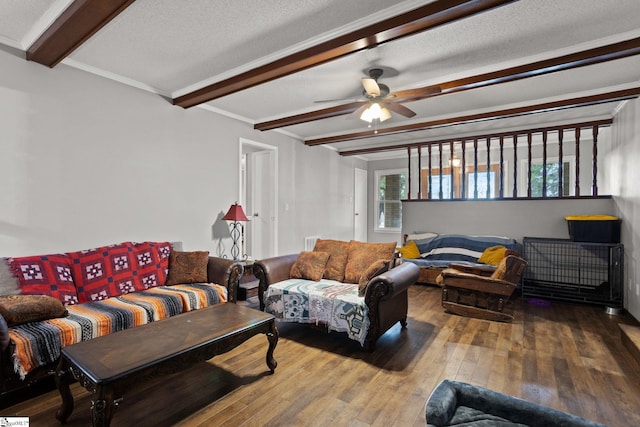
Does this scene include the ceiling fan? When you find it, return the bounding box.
[316,68,430,127]
[355,68,417,124]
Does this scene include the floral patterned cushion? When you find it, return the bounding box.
[290,251,331,282]
[344,241,396,284]
[313,239,350,281]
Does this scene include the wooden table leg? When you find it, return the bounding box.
[55,357,74,424]
[91,386,120,427]
[265,321,278,373]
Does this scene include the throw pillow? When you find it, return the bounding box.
[0,257,21,296]
[0,294,68,326]
[478,245,508,266]
[165,251,209,286]
[358,259,389,296]
[290,251,331,282]
[68,242,137,303]
[10,254,78,305]
[397,240,420,259]
[344,241,397,284]
[313,239,350,281]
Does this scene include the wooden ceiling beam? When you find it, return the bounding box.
[255,36,640,130]
[26,0,136,68]
[305,87,640,146]
[338,119,613,156]
[173,0,518,108]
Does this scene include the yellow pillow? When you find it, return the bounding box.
[478,245,508,266]
[397,240,420,259]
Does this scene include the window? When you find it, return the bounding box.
[421,163,502,199]
[520,156,574,197]
[375,169,407,231]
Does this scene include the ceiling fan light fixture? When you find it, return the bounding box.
[360,102,382,123]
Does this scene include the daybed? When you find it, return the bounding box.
[426,379,605,426]
[0,241,242,395]
[253,239,420,351]
[400,233,522,285]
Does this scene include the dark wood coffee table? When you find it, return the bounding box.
[54,303,277,427]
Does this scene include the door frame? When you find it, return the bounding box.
[239,138,278,258]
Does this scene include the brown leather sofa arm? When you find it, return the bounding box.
[253,254,300,311]
[207,257,243,303]
[363,262,420,301]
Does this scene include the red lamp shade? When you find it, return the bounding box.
[223,203,249,222]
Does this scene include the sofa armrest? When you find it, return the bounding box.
[364,262,420,301]
[448,263,495,276]
[207,257,243,303]
[439,269,516,297]
[253,254,300,310]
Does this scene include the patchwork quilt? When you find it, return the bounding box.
[8,283,227,378]
[263,278,369,345]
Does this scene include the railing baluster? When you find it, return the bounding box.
[542,130,548,197]
[527,132,532,197]
[407,147,412,200]
[473,138,479,199]
[513,134,518,198]
[575,127,581,196]
[438,143,443,199]
[417,146,422,199]
[593,125,599,196]
[486,138,491,198]
[499,136,504,198]
[558,129,564,196]
[461,140,467,199]
[428,144,432,200]
[450,141,455,199]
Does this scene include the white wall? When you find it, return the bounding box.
[0,46,364,258]
[402,198,615,243]
[606,98,640,321]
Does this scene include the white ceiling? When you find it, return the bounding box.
[1,0,639,159]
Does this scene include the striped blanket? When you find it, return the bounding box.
[8,283,227,378]
[263,278,369,345]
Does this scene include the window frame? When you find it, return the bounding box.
[374,168,407,233]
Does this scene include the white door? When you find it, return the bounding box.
[240,139,278,260]
[354,168,367,242]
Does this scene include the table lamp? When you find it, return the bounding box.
[223,202,249,260]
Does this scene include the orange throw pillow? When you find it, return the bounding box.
[290,251,331,282]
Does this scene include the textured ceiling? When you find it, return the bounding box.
[1,0,639,158]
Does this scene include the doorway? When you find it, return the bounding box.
[239,139,278,260]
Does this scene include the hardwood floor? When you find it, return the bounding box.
[3,284,640,426]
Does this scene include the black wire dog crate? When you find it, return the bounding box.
[523,237,623,307]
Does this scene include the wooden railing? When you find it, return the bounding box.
[406,119,612,200]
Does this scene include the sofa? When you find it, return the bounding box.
[0,241,243,395]
[253,239,420,351]
[400,233,522,285]
[426,379,605,426]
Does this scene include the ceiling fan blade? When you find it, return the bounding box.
[382,101,416,118]
[362,78,381,97]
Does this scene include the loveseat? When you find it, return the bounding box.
[0,241,242,395]
[400,233,522,285]
[253,239,420,351]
